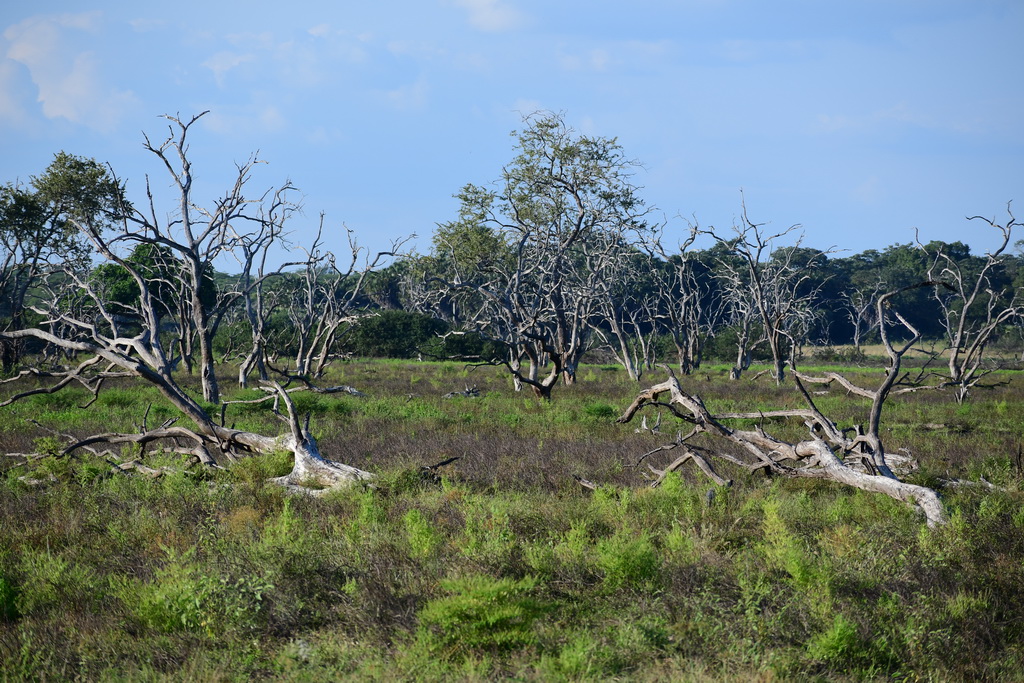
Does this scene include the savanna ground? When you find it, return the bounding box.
[1,357,1023,681]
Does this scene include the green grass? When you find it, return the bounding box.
[0,359,1022,679]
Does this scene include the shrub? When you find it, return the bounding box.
[121,546,273,638]
[595,529,661,591]
[404,508,442,559]
[0,572,20,622]
[416,574,548,659]
[806,614,865,667]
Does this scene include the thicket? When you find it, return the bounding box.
[1,360,1022,680]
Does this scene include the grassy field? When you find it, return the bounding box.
[1,359,1022,680]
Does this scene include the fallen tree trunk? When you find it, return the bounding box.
[0,327,373,492]
[617,371,947,527]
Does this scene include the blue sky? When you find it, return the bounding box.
[1,0,1022,264]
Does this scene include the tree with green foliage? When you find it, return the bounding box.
[0,152,124,369]
[417,112,652,399]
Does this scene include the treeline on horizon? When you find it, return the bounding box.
[329,236,1024,363]
[7,212,1022,369]
[1,113,1021,377]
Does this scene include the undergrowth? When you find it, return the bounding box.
[0,360,1022,680]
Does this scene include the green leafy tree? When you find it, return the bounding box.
[416,112,651,399]
[344,309,446,358]
[91,243,215,323]
[0,152,124,368]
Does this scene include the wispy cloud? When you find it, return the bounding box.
[3,12,138,132]
[202,51,255,87]
[716,38,809,63]
[384,78,429,110]
[814,102,932,135]
[452,0,525,32]
[560,48,611,72]
[559,40,673,74]
[0,60,30,128]
[202,105,287,136]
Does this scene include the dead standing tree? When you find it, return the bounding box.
[589,237,660,382]
[617,282,950,527]
[649,225,724,375]
[710,205,830,383]
[842,277,885,356]
[120,111,299,404]
[922,206,1023,403]
[230,183,304,388]
[279,219,410,380]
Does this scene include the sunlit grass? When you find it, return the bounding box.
[0,358,1022,679]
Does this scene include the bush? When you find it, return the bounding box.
[344,310,446,358]
[416,574,548,659]
[595,529,661,591]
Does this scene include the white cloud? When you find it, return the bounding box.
[814,102,926,135]
[561,48,611,72]
[560,40,671,73]
[453,0,525,32]
[226,31,276,50]
[3,12,138,132]
[307,125,346,145]
[308,23,331,38]
[202,51,255,87]
[716,38,809,63]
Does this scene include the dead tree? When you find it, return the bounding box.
[709,204,831,383]
[0,235,372,491]
[590,240,659,382]
[107,111,301,404]
[842,278,885,355]
[617,283,950,528]
[230,184,303,388]
[281,219,409,380]
[649,225,724,375]
[922,206,1023,403]
[0,117,375,489]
